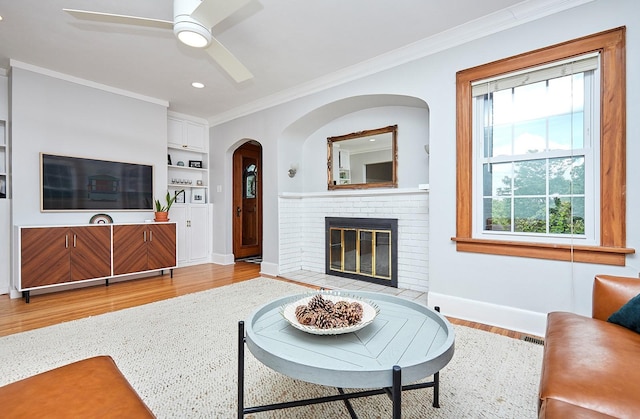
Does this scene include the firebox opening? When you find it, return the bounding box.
[325,217,398,287]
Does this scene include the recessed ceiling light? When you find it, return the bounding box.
[369,138,376,142]
[191,82,205,89]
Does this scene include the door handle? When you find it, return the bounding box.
[236,206,242,217]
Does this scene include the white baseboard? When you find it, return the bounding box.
[428,292,547,337]
[260,261,279,277]
[211,253,235,265]
[177,257,212,268]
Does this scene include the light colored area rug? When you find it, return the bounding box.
[0,278,543,418]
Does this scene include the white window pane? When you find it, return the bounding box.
[512,81,548,122]
[549,196,585,234]
[513,119,546,154]
[488,124,512,157]
[483,197,511,231]
[514,159,546,196]
[549,157,585,195]
[492,89,513,124]
[514,197,546,233]
[548,74,584,115]
[548,113,584,150]
[483,162,512,196]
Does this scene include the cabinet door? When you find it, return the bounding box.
[185,122,206,151]
[70,225,111,281]
[113,224,148,275]
[148,223,176,270]
[21,227,70,289]
[171,205,188,265]
[189,205,210,262]
[167,117,184,149]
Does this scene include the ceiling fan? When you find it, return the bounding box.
[63,0,254,83]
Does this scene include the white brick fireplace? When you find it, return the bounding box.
[278,188,429,292]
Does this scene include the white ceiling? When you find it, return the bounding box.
[0,0,579,123]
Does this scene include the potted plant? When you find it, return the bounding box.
[154,190,183,222]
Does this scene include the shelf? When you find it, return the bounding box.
[168,145,204,153]
[168,184,208,189]
[168,115,208,204]
[168,165,207,172]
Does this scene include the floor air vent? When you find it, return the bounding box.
[521,336,544,345]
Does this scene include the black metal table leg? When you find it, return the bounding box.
[432,371,440,408]
[392,365,402,419]
[238,321,245,419]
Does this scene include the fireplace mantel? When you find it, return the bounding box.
[279,186,429,200]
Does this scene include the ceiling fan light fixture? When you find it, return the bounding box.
[174,20,211,48]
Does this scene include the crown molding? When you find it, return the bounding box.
[10,60,169,108]
[207,0,594,126]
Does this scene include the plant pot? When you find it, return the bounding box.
[154,211,169,222]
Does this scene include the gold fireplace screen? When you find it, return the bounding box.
[329,227,392,280]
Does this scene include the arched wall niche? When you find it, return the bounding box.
[279,94,430,193]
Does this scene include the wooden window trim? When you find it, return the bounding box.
[453,27,633,266]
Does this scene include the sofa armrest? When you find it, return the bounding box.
[592,274,640,321]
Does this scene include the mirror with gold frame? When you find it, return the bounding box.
[327,125,398,190]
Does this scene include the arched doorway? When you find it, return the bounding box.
[232,141,262,260]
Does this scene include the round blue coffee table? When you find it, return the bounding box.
[238,290,455,418]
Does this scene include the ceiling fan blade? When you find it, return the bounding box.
[190,0,251,29]
[63,9,173,30]
[205,38,253,83]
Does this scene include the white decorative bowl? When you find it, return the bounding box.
[280,291,379,335]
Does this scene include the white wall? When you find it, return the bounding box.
[210,0,640,336]
[10,65,168,292]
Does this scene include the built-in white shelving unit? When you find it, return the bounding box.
[167,114,209,204]
[167,113,212,267]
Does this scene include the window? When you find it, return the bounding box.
[474,55,598,244]
[454,27,632,266]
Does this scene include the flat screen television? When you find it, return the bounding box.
[41,153,153,211]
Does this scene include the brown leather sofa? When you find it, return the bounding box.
[538,274,640,418]
[0,355,155,418]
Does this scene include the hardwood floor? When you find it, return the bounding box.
[0,263,262,337]
[0,263,529,340]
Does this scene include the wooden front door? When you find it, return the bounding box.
[233,142,262,259]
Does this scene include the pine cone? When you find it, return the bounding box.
[295,305,317,325]
[315,312,334,329]
[345,302,364,325]
[308,294,333,312]
[333,301,350,318]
